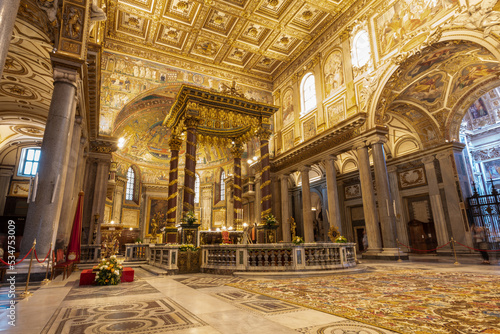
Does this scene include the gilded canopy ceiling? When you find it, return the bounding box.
[104,0,356,79]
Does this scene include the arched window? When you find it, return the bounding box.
[126,167,135,201]
[220,170,225,201]
[351,30,371,68]
[18,147,41,177]
[301,73,316,115]
[194,174,200,204]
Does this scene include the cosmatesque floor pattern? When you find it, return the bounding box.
[0,258,498,334]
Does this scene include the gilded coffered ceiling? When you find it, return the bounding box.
[104,0,355,79]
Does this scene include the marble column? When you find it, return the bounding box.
[57,115,83,245]
[0,166,14,215]
[231,143,244,230]
[280,174,291,242]
[89,152,112,245]
[323,155,342,234]
[436,152,469,246]
[354,142,382,253]
[0,0,21,77]
[300,165,314,242]
[166,134,181,243]
[422,155,449,248]
[369,137,397,251]
[182,118,198,215]
[272,175,282,240]
[259,130,272,221]
[387,166,409,246]
[20,65,79,257]
[112,178,125,223]
[254,177,261,225]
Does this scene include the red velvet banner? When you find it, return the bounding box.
[67,191,84,262]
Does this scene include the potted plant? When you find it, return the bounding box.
[263,214,279,227]
[95,255,123,285]
[182,210,198,225]
[292,236,304,245]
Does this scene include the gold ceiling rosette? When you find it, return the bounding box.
[163,85,279,147]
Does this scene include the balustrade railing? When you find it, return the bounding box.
[125,243,148,261]
[148,245,179,270]
[201,243,356,272]
[80,245,102,263]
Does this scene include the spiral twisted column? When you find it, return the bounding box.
[231,142,244,230]
[182,117,198,215]
[259,128,272,222]
[166,134,182,243]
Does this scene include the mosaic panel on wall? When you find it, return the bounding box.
[282,89,294,128]
[327,98,345,127]
[283,129,294,151]
[303,116,316,141]
[324,50,344,97]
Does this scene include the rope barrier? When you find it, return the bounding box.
[34,247,52,264]
[453,240,500,253]
[396,240,452,253]
[0,247,33,266]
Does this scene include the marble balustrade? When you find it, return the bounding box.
[201,243,356,273]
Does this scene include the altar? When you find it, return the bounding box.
[79,267,135,285]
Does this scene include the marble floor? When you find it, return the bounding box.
[0,256,498,334]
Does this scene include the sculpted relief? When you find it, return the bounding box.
[324,50,344,96]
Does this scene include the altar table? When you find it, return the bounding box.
[79,267,134,285]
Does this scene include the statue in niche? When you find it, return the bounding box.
[324,51,344,96]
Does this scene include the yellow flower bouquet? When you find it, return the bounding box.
[95,255,123,285]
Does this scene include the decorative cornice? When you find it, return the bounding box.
[90,137,118,153]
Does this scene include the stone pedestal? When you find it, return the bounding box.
[180,223,201,246]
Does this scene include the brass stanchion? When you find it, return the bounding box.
[41,242,52,286]
[396,239,403,262]
[20,240,36,298]
[451,237,460,265]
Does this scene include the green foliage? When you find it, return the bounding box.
[335,236,348,243]
[179,244,199,251]
[182,210,198,224]
[95,255,123,285]
[292,236,305,245]
[264,214,279,227]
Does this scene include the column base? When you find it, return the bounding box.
[361,247,409,260]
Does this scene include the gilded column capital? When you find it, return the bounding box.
[184,115,201,128]
[322,154,338,165]
[230,142,244,158]
[168,135,183,151]
[257,127,272,141]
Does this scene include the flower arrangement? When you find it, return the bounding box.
[263,214,279,227]
[179,244,198,251]
[95,255,123,285]
[181,210,197,224]
[335,236,348,243]
[292,236,304,245]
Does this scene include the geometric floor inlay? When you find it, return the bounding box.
[174,276,251,289]
[64,281,160,300]
[297,321,390,334]
[41,298,208,334]
[214,289,302,315]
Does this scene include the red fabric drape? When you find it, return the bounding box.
[66,191,84,263]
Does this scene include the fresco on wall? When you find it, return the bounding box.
[399,73,446,104]
[324,50,344,96]
[469,98,489,119]
[484,159,500,179]
[452,63,500,94]
[282,89,294,128]
[303,117,316,141]
[375,0,457,56]
[404,43,472,80]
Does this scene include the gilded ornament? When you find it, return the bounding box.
[213,15,224,25]
[267,0,279,8]
[302,10,313,20]
[247,27,258,37]
[176,1,189,11]
[279,36,290,46]
[167,29,178,39]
